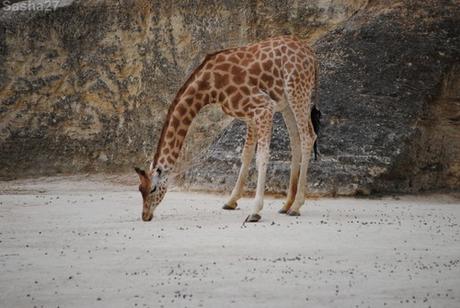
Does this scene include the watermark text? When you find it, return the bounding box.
[2,0,61,12]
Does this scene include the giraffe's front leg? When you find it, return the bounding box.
[223,123,256,210]
[247,108,273,223]
[246,146,270,222]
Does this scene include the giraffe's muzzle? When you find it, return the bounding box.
[142,212,153,222]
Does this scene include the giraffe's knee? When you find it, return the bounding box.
[291,148,301,163]
[300,136,315,152]
[256,148,269,167]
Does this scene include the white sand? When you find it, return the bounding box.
[0,176,459,308]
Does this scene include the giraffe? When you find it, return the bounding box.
[135,36,320,222]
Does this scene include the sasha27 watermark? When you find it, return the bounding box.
[2,0,61,12]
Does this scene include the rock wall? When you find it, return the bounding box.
[0,0,366,179]
[1,1,458,195]
[182,0,460,195]
[376,63,460,192]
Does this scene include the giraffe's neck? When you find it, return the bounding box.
[152,72,213,172]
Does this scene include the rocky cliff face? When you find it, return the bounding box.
[1,1,458,195]
[182,0,460,195]
[0,0,365,179]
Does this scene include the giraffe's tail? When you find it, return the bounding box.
[311,105,321,160]
[311,57,321,160]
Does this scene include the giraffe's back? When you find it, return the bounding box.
[195,36,317,118]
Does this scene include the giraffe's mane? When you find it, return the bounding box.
[152,48,234,166]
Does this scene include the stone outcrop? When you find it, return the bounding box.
[182,0,460,195]
[0,0,365,179]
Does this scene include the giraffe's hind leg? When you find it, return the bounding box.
[279,107,301,214]
[223,122,257,210]
[288,103,316,216]
[283,62,317,216]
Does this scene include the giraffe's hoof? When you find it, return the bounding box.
[247,214,261,223]
[222,203,237,210]
[278,208,288,214]
[287,210,300,216]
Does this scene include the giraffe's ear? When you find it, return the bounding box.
[135,167,151,190]
[134,167,146,177]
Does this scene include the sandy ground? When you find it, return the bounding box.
[0,176,459,308]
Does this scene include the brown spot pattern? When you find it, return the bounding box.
[249,62,262,75]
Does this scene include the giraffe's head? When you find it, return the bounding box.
[134,167,168,221]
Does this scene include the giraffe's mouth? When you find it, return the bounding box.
[142,213,153,222]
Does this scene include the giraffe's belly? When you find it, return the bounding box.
[220,103,252,120]
[219,88,287,118]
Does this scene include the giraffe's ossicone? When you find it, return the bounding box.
[135,36,320,222]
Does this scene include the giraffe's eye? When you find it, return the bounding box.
[150,186,157,194]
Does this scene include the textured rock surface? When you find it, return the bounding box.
[182,1,460,195]
[0,0,364,179]
[1,0,458,195]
